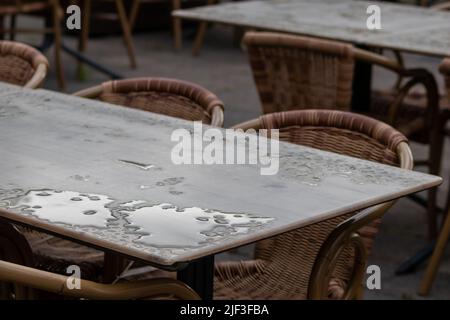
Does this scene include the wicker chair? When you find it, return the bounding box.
[74,77,224,127]
[0,0,64,89]
[0,40,48,88]
[212,109,413,300]
[243,32,355,114]
[243,31,445,239]
[419,58,450,296]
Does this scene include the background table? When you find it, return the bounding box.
[174,0,450,57]
[0,82,442,298]
[174,0,450,109]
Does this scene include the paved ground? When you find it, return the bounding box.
[12,16,450,299]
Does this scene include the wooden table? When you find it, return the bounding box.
[0,82,441,298]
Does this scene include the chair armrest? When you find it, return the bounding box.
[308,201,394,300]
[25,63,48,89]
[73,85,103,98]
[210,106,224,127]
[0,259,200,300]
[385,68,439,132]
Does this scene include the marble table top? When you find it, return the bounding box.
[0,82,441,269]
[173,0,450,57]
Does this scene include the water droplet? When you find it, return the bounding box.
[71,175,90,182]
[36,192,51,197]
[71,197,83,201]
[214,219,228,224]
[118,160,155,171]
[83,210,97,215]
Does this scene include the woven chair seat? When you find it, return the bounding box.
[0,41,48,88]
[0,55,35,86]
[369,90,450,143]
[99,91,213,124]
[22,230,104,281]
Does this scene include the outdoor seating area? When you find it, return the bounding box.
[0,0,449,303]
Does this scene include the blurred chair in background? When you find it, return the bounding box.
[0,40,48,88]
[0,0,64,88]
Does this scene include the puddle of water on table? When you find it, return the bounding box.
[0,189,274,250]
[0,190,115,227]
[123,203,273,248]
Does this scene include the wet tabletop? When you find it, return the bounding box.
[173,0,450,57]
[0,82,442,268]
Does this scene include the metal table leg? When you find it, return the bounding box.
[177,255,214,300]
[351,45,373,112]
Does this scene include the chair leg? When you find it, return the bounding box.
[129,0,141,30]
[77,0,91,79]
[172,0,182,50]
[103,252,127,283]
[192,22,208,56]
[9,14,16,41]
[0,16,4,40]
[52,3,65,90]
[419,209,450,295]
[192,0,216,56]
[115,0,137,69]
[425,125,444,240]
